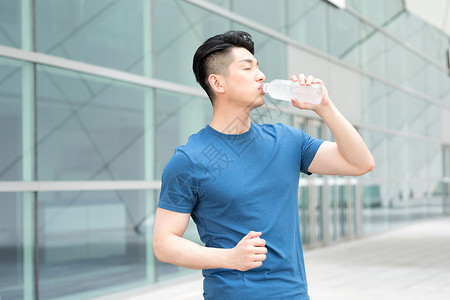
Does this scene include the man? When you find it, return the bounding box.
[153,30,374,299]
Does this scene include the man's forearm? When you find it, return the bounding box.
[154,234,230,270]
[315,101,374,171]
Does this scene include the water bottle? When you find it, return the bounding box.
[261,79,322,104]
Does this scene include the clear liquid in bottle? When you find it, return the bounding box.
[262,79,322,104]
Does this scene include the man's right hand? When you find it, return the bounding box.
[227,231,267,271]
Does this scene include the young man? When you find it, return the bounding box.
[153,31,374,299]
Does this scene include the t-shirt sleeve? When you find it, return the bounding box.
[283,124,324,175]
[299,130,324,175]
[158,150,198,214]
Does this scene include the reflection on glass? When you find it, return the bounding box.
[233,26,287,81]
[0,193,30,300]
[0,1,22,48]
[37,65,148,181]
[287,0,327,53]
[361,28,386,77]
[328,5,360,66]
[359,0,404,29]
[315,185,323,243]
[0,58,25,181]
[155,0,229,87]
[329,185,336,242]
[361,77,387,129]
[299,184,310,246]
[36,0,145,74]
[233,0,286,33]
[38,190,152,299]
[338,185,348,236]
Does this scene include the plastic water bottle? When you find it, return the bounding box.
[261,79,322,104]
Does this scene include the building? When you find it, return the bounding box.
[0,0,449,299]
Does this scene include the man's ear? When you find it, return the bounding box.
[208,74,225,94]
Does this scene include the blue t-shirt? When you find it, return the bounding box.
[158,122,323,300]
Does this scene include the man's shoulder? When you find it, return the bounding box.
[176,126,214,158]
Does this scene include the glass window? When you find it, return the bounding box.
[386,88,407,132]
[404,15,427,55]
[362,182,389,235]
[359,0,403,29]
[386,38,406,85]
[385,9,407,41]
[439,72,450,106]
[0,57,28,181]
[428,143,442,180]
[36,0,145,75]
[315,184,324,243]
[0,1,22,48]
[206,0,231,9]
[232,0,286,34]
[238,27,287,80]
[404,52,427,95]
[37,65,150,180]
[327,5,361,66]
[360,27,387,77]
[423,27,446,65]
[362,77,387,128]
[426,105,441,140]
[0,192,34,300]
[337,184,348,236]
[38,189,153,299]
[360,0,385,26]
[425,65,444,100]
[407,96,427,137]
[155,0,230,87]
[409,139,427,179]
[388,135,408,179]
[385,0,404,24]
[287,0,328,53]
[328,184,337,241]
[345,0,360,11]
[299,184,310,246]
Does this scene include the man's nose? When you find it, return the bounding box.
[257,69,265,82]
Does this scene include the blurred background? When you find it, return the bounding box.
[0,0,449,299]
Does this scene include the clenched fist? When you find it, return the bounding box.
[227,231,268,271]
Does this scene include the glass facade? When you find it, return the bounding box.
[1,0,449,299]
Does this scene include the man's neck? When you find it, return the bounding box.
[209,103,252,135]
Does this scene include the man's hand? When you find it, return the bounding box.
[288,73,375,176]
[289,73,330,112]
[228,231,267,271]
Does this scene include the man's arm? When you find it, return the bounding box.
[152,207,267,271]
[290,74,375,176]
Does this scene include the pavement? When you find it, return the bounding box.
[98,216,450,300]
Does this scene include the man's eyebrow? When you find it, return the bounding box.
[238,58,258,66]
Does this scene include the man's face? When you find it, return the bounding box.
[221,47,266,108]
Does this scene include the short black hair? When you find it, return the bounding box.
[192,30,255,103]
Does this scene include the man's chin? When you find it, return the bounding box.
[249,95,265,108]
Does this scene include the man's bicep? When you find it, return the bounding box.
[153,207,191,238]
[308,141,359,176]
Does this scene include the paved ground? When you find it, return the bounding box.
[98,216,450,300]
